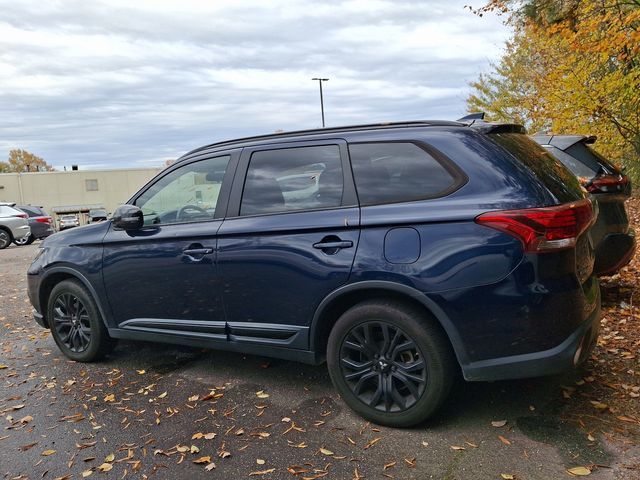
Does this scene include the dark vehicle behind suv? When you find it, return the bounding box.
[14,205,55,245]
[27,121,600,427]
[532,134,635,275]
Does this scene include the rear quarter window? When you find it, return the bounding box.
[490,133,584,203]
[348,142,463,206]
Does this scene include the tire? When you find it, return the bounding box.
[47,279,117,362]
[327,300,456,427]
[0,228,11,249]
[13,234,34,246]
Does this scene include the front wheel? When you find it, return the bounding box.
[47,279,117,362]
[0,229,11,249]
[327,301,456,427]
[14,234,34,246]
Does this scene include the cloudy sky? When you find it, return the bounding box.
[0,0,510,170]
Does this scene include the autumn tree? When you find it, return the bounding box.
[2,149,55,172]
[468,0,640,179]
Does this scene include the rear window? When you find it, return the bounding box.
[18,206,44,217]
[542,146,596,178]
[348,142,460,206]
[490,133,584,203]
[565,142,619,175]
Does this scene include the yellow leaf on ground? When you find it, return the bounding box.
[249,468,275,476]
[567,466,591,476]
[257,459,265,465]
[97,463,113,472]
[104,454,115,463]
[319,448,334,456]
[42,449,56,456]
[501,475,515,480]
[194,456,212,464]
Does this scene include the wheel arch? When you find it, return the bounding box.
[39,267,109,329]
[309,281,468,367]
[0,225,13,244]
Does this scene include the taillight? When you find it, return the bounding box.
[35,216,52,224]
[586,174,628,194]
[13,212,28,219]
[475,199,594,253]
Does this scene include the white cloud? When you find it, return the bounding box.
[0,0,510,168]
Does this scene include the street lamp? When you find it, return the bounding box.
[311,77,329,127]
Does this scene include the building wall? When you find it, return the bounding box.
[0,168,162,219]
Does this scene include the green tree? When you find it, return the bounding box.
[468,0,640,180]
[4,149,55,172]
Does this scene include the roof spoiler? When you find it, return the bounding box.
[457,112,526,134]
[457,112,485,123]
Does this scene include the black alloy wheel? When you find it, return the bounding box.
[47,279,117,362]
[327,301,455,427]
[340,321,427,413]
[52,293,92,353]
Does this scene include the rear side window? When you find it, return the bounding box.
[349,142,458,206]
[490,133,583,203]
[17,206,39,217]
[240,145,343,216]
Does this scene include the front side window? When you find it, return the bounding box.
[349,142,457,206]
[240,145,343,216]
[135,156,230,226]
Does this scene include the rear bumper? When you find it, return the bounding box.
[594,229,636,276]
[12,224,31,240]
[462,290,601,381]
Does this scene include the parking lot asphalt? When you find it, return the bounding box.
[1,242,639,480]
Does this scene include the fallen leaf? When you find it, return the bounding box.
[81,470,93,478]
[249,468,275,476]
[0,364,8,369]
[188,395,199,402]
[19,415,33,424]
[136,370,146,375]
[364,437,381,449]
[256,390,270,399]
[383,461,396,470]
[194,456,212,464]
[42,449,57,456]
[103,394,115,402]
[491,420,507,427]
[191,445,200,454]
[257,459,265,465]
[319,448,334,456]
[567,466,591,476]
[157,392,168,399]
[450,445,465,450]
[104,454,115,463]
[97,463,113,472]
[500,475,515,480]
[498,435,511,446]
[590,401,608,410]
[205,463,216,471]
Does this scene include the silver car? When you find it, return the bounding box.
[0,203,31,249]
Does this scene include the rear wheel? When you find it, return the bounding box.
[13,234,34,246]
[327,300,456,427]
[0,228,11,249]
[47,279,117,362]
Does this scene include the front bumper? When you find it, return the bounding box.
[462,290,601,381]
[594,228,636,275]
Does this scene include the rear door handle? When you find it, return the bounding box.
[313,240,353,250]
[183,247,214,258]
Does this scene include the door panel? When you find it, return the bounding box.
[218,140,360,345]
[101,152,238,328]
[217,208,360,330]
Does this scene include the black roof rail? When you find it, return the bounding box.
[182,120,464,158]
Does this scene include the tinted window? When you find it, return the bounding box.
[543,146,596,178]
[135,156,230,226]
[490,133,583,203]
[565,143,619,175]
[349,142,456,206]
[240,145,343,216]
[17,206,42,217]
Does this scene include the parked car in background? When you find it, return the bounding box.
[14,205,55,245]
[88,208,108,223]
[58,214,80,230]
[29,120,600,427]
[0,202,31,249]
[532,134,635,275]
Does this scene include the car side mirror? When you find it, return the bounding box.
[112,205,143,230]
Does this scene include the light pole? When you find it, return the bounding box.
[312,77,329,127]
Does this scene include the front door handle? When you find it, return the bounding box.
[183,246,214,261]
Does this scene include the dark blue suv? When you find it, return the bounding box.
[27,120,600,427]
